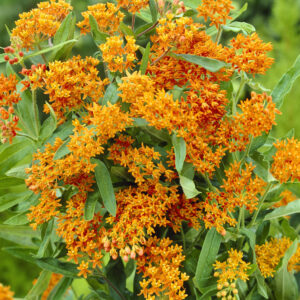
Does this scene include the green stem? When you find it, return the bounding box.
[203,173,217,192]
[249,182,273,227]
[180,224,186,251]
[137,21,159,37]
[32,89,40,137]
[37,44,47,64]
[232,76,246,115]
[215,26,223,44]
[16,131,38,142]
[96,267,126,300]
[237,206,245,231]
[240,135,253,165]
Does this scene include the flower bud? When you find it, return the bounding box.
[4,55,9,61]
[123,255,129,262]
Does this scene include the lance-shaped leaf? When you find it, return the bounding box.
[89,15,109,44]
[194,228,222,292]
[140,42,150,75]
[92,159,117,216]
[179,175,200,199]
[4,212,29,225]
[172,133,186,174]
[25,270,52,300]
[149,0,158,22]
[53,138,70,160]
[272,54,300,109]
[274,239,299,300]
[171,53,227,72]
[39,102,57,143]
[84,190,100,221]
[48,277,73,300]
[264,199,300,221]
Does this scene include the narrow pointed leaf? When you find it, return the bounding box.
[140,42,150,75]
[179,175,200,199]
[272,54,300,108]
[25,270,52,300]
[92,159,117,216]
[172,53,227,72]
[149,0,158,22]
[264,199,300,221]
[172,134,186,174]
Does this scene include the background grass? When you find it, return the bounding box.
[0,0,299,297]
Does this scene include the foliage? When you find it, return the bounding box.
[0,0,299,299]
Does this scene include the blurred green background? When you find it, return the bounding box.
[0,0,299,297]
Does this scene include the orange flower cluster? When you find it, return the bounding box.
[100,36,139,73]
[214,249,250,284]
[218,92,279,152]
[0,74,21,143]
[11,0,72,50]
[117,0,149,13]
[137,237,189,300]
[230,33,274,75]
[25,56,107,123]
[271,137,300,183]
[105,135,200,257]
[202,162,266,233]
[197,0,234,28]
[256,237,300,277]
[26,100,132,275]
[274,190,297,208]
[77,3,124,35]
[0,283,14,300]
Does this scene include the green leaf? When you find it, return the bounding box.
[89,15,110,44]
[196,285,218,300]
[119,22,135,37]
[84,190,100,221]
[0,191,33,212]
[0,176,26,194]
[172,134,186,174]
[36,219,54,258]
[274,240,299,300]
[149,0,158,22]
[246,151,270,182]
[223,21,255,35]
[25,270,52,300]
[53,138,71,160]
[39,102,57,143]
[179,175,200,199]
[4,247,79,277]
[48,277,73,300]
[23,39,78,60]
[194,228,222,292]
[140,42,150,75]
[53,13,74,45]
[171,53,227,72]
[0,225,40,247]
[264,199,300,221]
[250,133,269,153]
[271,54,300,109]
[4,212,29,225]
[102,83,119,106]
[92,159,117,216]
[5,164,29,179]
[0,139,35,176]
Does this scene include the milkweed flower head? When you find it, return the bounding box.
[11,0,72,50]
[0,74,21,143]
[117,0,149,13]
[197,0,234,28]
[137,237,189,300]
[99,36,139,73]
[274,190,297,208]
[77,3,124,35]
[0,283,14,300]
[256,237,300,277]
[271,137,300,183]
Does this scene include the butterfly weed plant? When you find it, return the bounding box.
[0,0,299,299]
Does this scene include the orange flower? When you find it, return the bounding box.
[274,190,297,208]
[78,261,92,278]
[117,0,149,13]
[0,74,21,143]
[77,3,124,35]
[271,137,300,183]
[256,237,300,277]
[230,33,274,75]
[137,237,189,300]
[11,0,72,50]
[100,36,139,73]
[28,56,108,123]
[0,283,14,300]
[197,0,234,28]
[214,249,250,284]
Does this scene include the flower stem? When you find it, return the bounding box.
[249,182,273,227]
[32,89,40,137]
[215,26,223,44]
[181,223,186,251]
[137,21,159,37]
[203,173,217,192]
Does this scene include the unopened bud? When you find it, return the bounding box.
[123,255,129,262]
[130,251,136,259]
